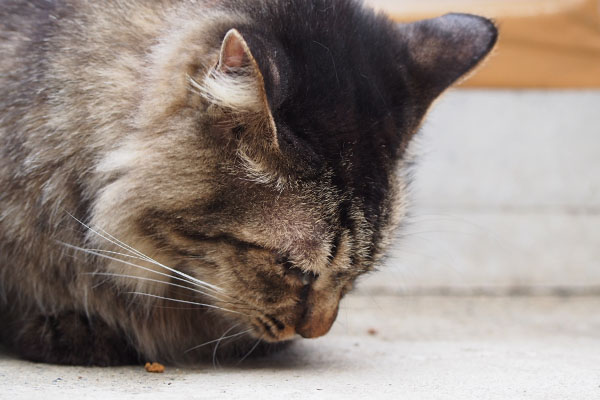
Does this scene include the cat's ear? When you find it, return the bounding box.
[217,29,249,70]
[198,28,279,149]
[398,13,497,99]
[200,29,269,113]
[198,29,265,113]
[194,29,279,149]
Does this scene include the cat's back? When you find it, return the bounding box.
[0,1,53,68]
[0,0,183,286]
[0,1,55,107]
[0,0,169,106]
[0,0,195,182]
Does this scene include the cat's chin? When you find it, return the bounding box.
[254,328,298,343]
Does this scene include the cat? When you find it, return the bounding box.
[0,0,497,366]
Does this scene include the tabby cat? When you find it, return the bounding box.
[0,0,497,365]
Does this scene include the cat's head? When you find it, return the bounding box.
[91,2,496,343]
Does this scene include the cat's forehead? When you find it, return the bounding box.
[243,3,399,104]
[236,1,409,163]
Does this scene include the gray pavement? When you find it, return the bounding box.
[2,295,599,399]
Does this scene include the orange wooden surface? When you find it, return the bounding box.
[366,0,600,88]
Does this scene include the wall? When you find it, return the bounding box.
[360,90,600,295]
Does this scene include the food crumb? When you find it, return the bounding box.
[367,328,378,336]
[144,362,165,373]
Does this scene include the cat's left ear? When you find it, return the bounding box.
[397,13,498,100]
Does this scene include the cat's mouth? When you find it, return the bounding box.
[252,315,297,342]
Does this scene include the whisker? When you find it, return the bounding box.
[88,272,258,313]
[65,211,148,260]
[85,272,242,305]
[91,276,112,289]
[186,327,252,353]
[78,249,149,262]
[212,324,241,368]
[64,211,257,311]
[64,243,256,311]
[126,291,246,316]
[237,336,264,365]
[65,212,225,293]
[129,303,208,310]
[63,243,195,286]
[127,298,237,312]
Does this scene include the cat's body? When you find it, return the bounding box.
[0,0,496,365]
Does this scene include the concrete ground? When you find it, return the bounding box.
[2,295,599,399]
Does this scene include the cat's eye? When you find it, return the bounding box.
[275,254,290,266]
[276,255,318,285]
[276,255,297,273]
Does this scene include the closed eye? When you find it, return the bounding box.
[175,230,266,251]
[276,255,318,285]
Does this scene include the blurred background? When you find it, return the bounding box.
[360,0,600,296]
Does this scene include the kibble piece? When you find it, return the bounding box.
[144,362,165,373]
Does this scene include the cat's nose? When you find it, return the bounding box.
[295,306,339,338]
[295,288,340,338]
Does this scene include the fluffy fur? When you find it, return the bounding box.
[0,0,497,365]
